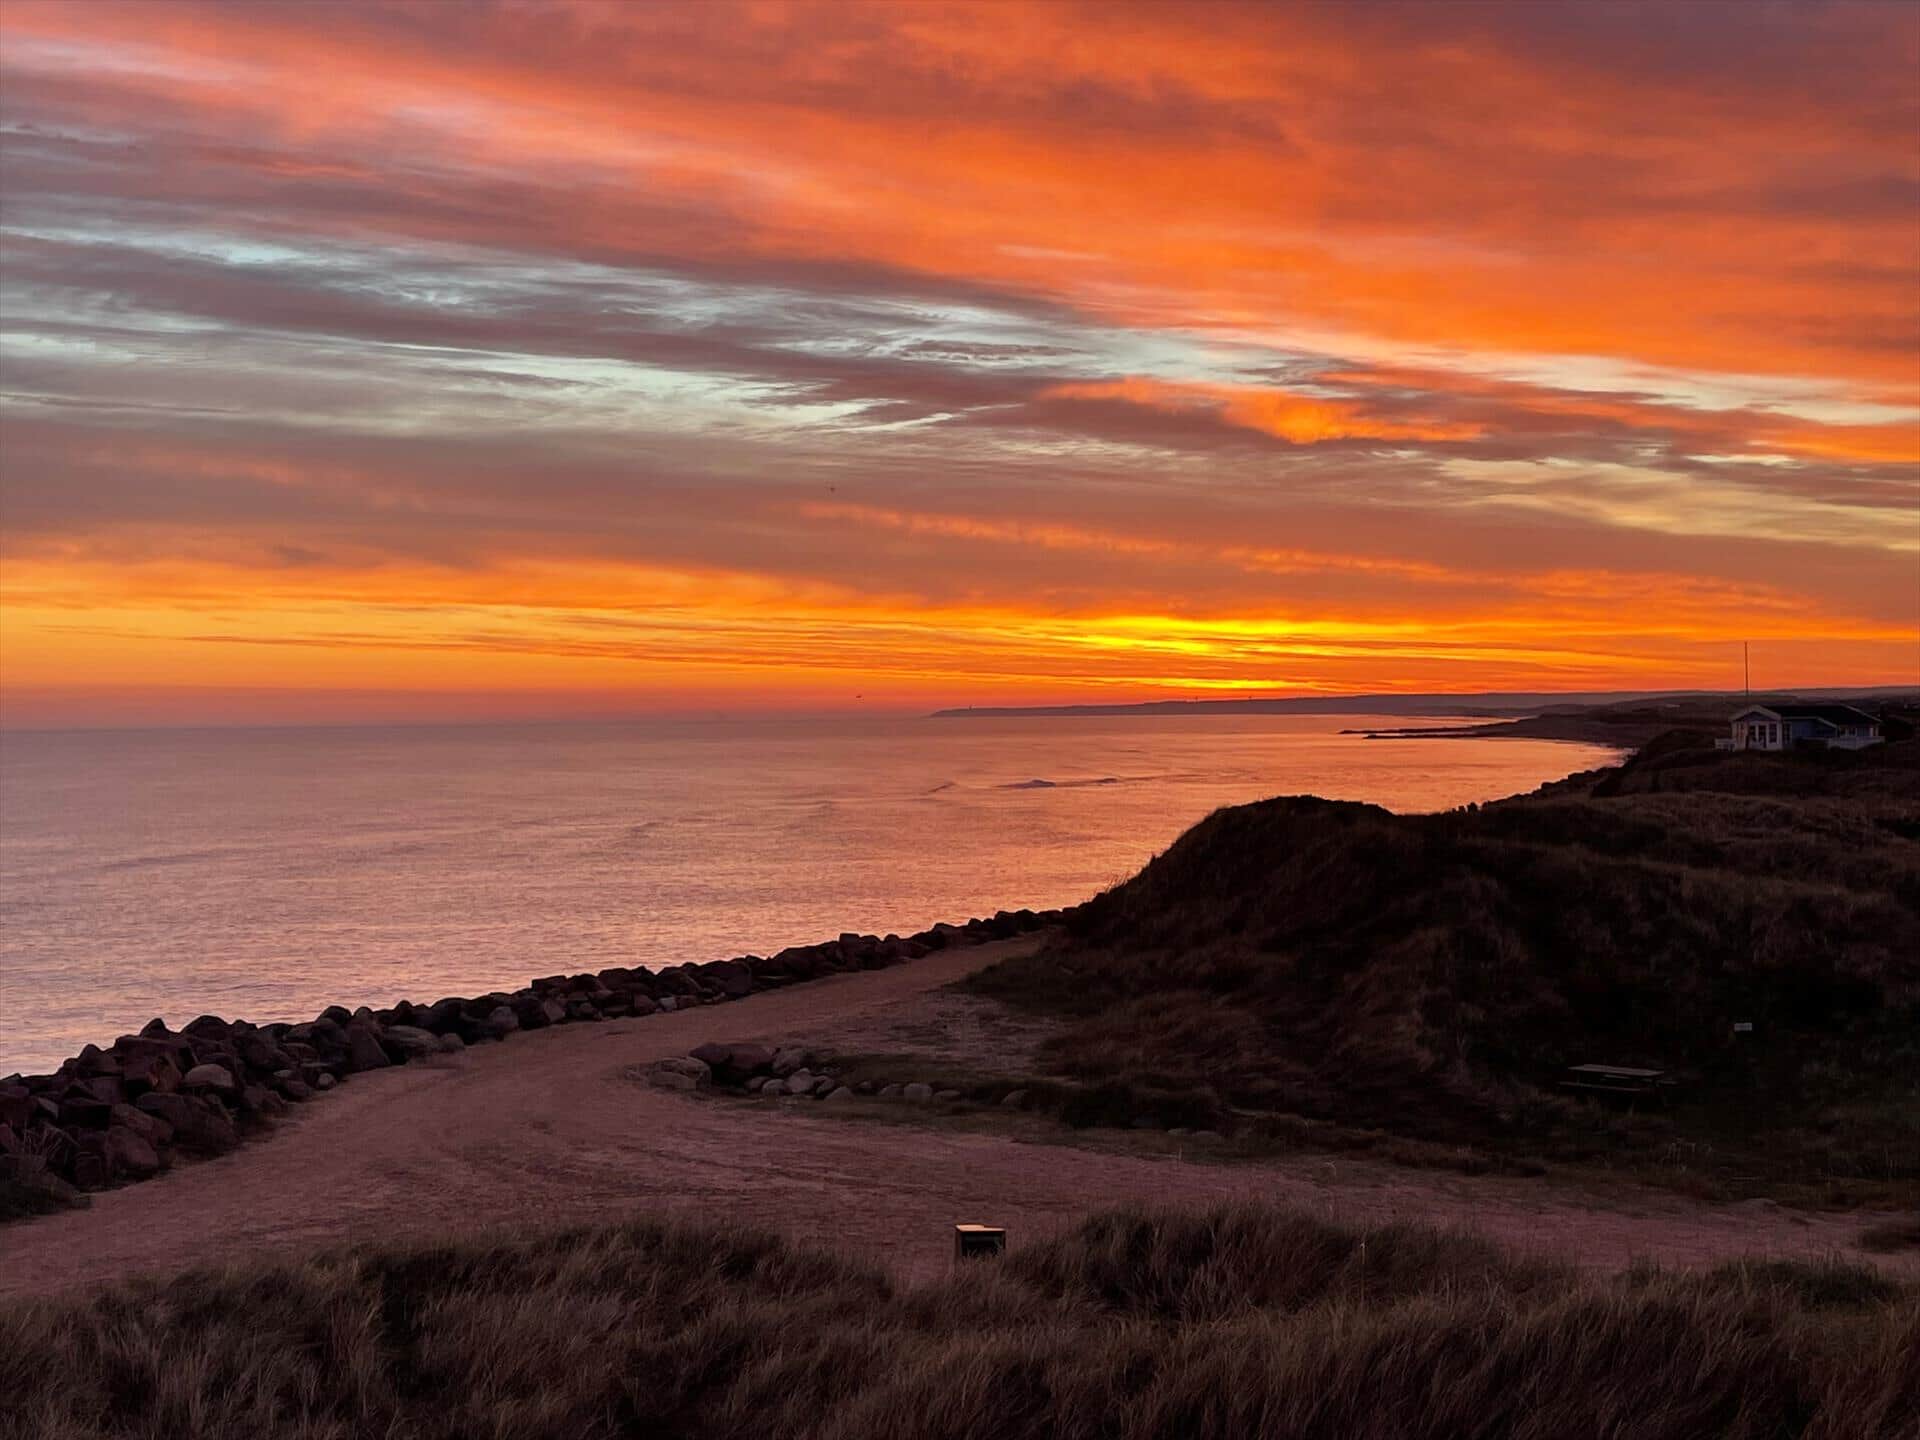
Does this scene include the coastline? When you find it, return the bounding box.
[0,908,1060,1214]
[1348,715,1661,746]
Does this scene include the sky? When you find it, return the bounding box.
[1,0,1917,726]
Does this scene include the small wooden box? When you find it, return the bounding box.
[953,1223,1006,1261]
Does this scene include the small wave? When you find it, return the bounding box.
[1001,776,1121,790]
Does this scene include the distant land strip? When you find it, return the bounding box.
[929,686,1914,721]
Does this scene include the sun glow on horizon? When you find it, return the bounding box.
[1,0,1916,726]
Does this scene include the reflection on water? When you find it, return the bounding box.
[0,714,1619,1072]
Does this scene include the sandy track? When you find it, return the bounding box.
[0,937,1899,1298]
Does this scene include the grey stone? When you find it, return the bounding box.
[784,1068,814,1093]
[181,1064,236,1094]
[770,1046,810,1076]
[878,1084,903,1099]
[824,1087,855,1103]
[383,1025,441,1058]
[903,1082,933,1103]
[647,1056,711,1092]
[1000,1089,1029,1109]
[437,1033,465,1053]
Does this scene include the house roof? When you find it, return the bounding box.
[1733,703,1877,727]
[1771,704,1878,726]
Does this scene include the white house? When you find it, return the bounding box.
[1726,703,1882,752]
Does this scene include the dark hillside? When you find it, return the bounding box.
[972,742,1920,1195]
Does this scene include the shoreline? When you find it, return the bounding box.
[0,908,1060,1213]
[1349,715,1669,747]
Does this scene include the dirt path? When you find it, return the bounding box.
[0,937,1900,1298]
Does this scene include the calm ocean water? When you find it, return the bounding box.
[0,715,1617,1074]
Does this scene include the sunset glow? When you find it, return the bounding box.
[2,0,1916,724]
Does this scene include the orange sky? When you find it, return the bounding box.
[1,0,1916,725]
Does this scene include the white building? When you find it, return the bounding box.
[1726,703,1882,752]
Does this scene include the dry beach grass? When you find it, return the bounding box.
[3,1200,1914,1440]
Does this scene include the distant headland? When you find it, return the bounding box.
[929,685,1916,721]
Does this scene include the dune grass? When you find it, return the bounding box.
[967,744,1920,1201]
[2,1201,1913,1440]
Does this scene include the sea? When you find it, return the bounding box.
[0,714,1620,1075]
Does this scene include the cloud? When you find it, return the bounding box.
[0,0,1915,719]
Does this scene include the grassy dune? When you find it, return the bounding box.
[970,741,1920,1200]
[3,1202,1914,1440]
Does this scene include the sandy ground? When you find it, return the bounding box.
[1,936,1905,1299]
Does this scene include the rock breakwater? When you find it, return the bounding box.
[0,908,1060,1213]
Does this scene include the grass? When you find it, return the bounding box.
[967,740,1920,1203]
[0,1153,85,1224]
[1,1200,1912,1440]
[1858,1218,1920,1255]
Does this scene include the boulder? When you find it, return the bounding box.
[760,1079,785,1097]
[71,1075,122,1106]
[878,1084,903,1099]
[0,1122,16,1153]
[383,1025,442,1059]
[935,1089,963,1102]
[314,1072,337,1091]
[824,1087,855,1103]
[438,1033,465,1053]
[657,996,678,1013]
[237,1034,290,1073]
[0,1086,31,1130]
[104,1125,161,1179]
[811,1076,837,1098]
[726,1043,776,1075]
[181,1064,237,1095]
[343,1027,391,1073]
[784,1068,814,1094]
[484,1007,519,1040]
[1001,1089,1029,1109]
[745,1077,768,1093]
[647,1057,711,1092]
[903,1083,933,1103]
[541,999,567,1026]
[704,960,754,999]
[109,1103,170,1147]
[140,1093,237,1154]
[770,1047,810,1077]
[629,995,660,1017]
[71,1146,109,1191]
[120,1052,182,1096]
[57,1095,113,1130]
[689,1042,735,1070]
